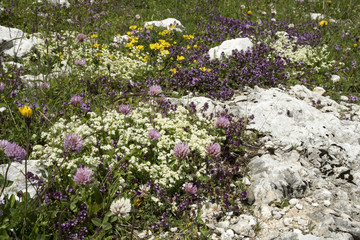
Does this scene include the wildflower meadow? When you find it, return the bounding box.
[0,0,359,239]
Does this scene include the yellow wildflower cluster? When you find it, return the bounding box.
[136,45,144,50]
[170,68,177,74]
[183,35,194,40]
[126,37,139,49]
[92,43,100,48]
[90,34,98,39]
[319,20,328,26]
[150,39,171,51]
[159,29,171,36]
[177,56,185,61]
[146,25,153,30]
[199,67,211,72]
[129,25,137,30]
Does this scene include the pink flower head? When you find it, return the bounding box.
[4,142,26,162]
[173,142,190,159]
[75,59,86,66]
[40,82,50,89]
[73,166,93,185]
[148,129,161,141]
[118,104,132,115]
[0,140,9,149]
[206,143,221,158]
[70,94,83,106]
[64,133,83,153]
[184,183,197,194]
[76,33,87,42]
[214,116,230,128]
[135,14,141,19]
[148,85,162,96]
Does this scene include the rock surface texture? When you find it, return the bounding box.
[208,38,254,60]
[169,84,360,239]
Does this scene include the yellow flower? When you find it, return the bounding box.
[138,27,144,31]
[177,56,185,61]
[108,54,114,58]
[90,34,98,39]
[183,35,194,40]
[136,45,144,50]
[142,56,149,62]
[193,60,197,63]
[247,10,252,15]
[126,42,134,48]
[134,199,142,207]
[19,105,32,118]
[96,52,103,56]
[319,20,328,26]
[170,24,176,29]
[129,25,137,30]
[186,45,191,49]
[160,50,169,55]
[101,45,107,50]
[127,31,133,36]
[354,44,358,48]
[327,0,332,4]
[93,43,100,48]
[146,25,153,30]
[170,68,177,74]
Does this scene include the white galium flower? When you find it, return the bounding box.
[110,197,131,218]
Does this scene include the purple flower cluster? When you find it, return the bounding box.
[64,133,83,153]
[148,129,161,141]
[148,84,162,96]
[73,166,93,186]
[4,142,26,162]
[75,59,86,66]
[206,142,221,158]
[118,104,132,115]
[70,94,83,106]
[173,142,190,159]
[76,33,87,42]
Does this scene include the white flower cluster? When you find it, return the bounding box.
[268,31,335,73]
[110,197,131,218]
[22,31,152,79]
[31,103,217,189]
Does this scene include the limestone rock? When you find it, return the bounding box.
[208,38,253,60]
[144,18,184,31]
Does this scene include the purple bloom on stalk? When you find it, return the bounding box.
[184,183,197,194]
[4,142,27,162]
[0,140,9,149]
[118,104,132,115]
[148,129,161,141]
[148,85,162,96]
[70,94,83,106]
[0,82,4,91]
[76,33,87,42]
[75,59,86,66]
[64,133,83,153]
[214,116,230,128]
[173,142,190,159]
[73,166,93,186]
[240,190,248,200]
[206,142,221,158]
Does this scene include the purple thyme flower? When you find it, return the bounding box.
[75,59,86,66]
[173,142,190,159]
[4,142,27,162]
[184,183,197,194]
[240,190,248,200]
[206,142,221,158]
[0,82,4,91]
[70,94,83,106]
[64,133,83,153]
[76,33,87,42]
[214,116,230,128]
[118,104,132,115]
[0,140,9,149]
[349,96,359,102]
[148,129,161,141]
[73,166,94,186]
[148,85,162,96]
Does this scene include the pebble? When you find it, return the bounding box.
[296,203,303,210]
[312,203,319,207]
[289,198,299,206]
[324,200,331,207]
[283,218,293,226]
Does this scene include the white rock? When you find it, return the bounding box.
[312,203,319,207]
[144,18,184,31]
[113,34,129,44]
[221,229,235,240]
[310,13,325,20]
[340,96,349,101]
[289,198,299,206]
[0,160,44,200]
[0,107,6,113]
[284,218,293,226]
[170,227,177,232]
[296,203,303,210]
[312,87,326,96]
[324,200,331,207]
[208,38,253,60]
[331,75,340,83]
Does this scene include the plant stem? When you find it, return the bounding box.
[24,122,30,226]
[0,162,11,196]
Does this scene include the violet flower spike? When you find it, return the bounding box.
[4,142,27,162]
[148,129,161,141]
[118,104,132,115]
[214,116,230,128]
[148,85,162,96]
[206,142,221,158]
[64,133,83,153]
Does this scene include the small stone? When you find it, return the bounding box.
[324,200,331,207]
[289,198,299,206]
[331,75,340,83]
[296,203,303,210]
[283,218,293,226]
[221,229,235,240]
[297,218,307,226]
[312,203,319,207]
[216,227,225,234]
[170,227,177,232]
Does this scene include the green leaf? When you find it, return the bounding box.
[103,222,112,231]
[91,218,102,227]
[102,214,109,224]
[9,194,16,208]
[5,180,13,188]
